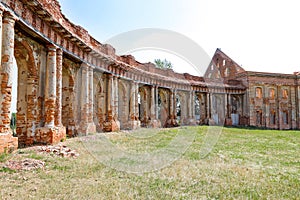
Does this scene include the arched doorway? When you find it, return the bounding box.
[14,39,40,146]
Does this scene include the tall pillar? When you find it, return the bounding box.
[225,93,228,118]
[55,48,63,126]
[0,10,18,153]
[113,76,118,120]
[155,86,159,120]
[206,92,212,120]
[107,74,113,116]
[188,91,196,125]
[126,80,140,129]
[129,81,136,120]
[170,90,174,119]
[0,11,16,131]
[44,45,57,128]
[148,85,160,128]
[166,89,176,127]
[103,74,120,132]
[150,86,155,119]
[192,91,195,119]
[228,94,232,116]
[135,82,139,120]
[88,66,96,132]
[79,63,89,134]
[173,90,177,119]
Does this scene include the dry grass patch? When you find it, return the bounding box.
[0,126,299,199]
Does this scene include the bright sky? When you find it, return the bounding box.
[59,0,300,75]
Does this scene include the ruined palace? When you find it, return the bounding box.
[1,0,300,153]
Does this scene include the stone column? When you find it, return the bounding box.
[173,90,177,120]
[191,91,195,119]
[166,89,175,127]
[107,74,113,117]
[36,45,66,144]
[44,45,57,128]
[79,63,89,134]
[127,81,140,129]
[0,11,18,153]
[0,11,16,132]
[188,91,196,125]
[210,93,213,118]
[225,93,228,118]
[129,81,136,120]
[206,93,210,119]
[149,85,160,128]
[88,67,94,123]
[88,66,96,132]
[135,82,139,120]
[103,74,119,132]
[55,48,63,126]
[228,94,232,116]
[150,86,155,120]
[114,76,119,120]
[155,86,159,120]
[170,90,174,119]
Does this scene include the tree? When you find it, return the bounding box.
[154,58,173,69]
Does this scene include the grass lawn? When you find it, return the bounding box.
[0,126,300,199]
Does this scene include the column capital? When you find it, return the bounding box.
[3,11,17,24]
[89,65,95,70]
[81,62,90,71]
[47,44,57,52]
[107,73,113,78]
[56,48,63,56]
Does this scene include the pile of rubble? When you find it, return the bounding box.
[4,158,45,171]
[37,145,79,158]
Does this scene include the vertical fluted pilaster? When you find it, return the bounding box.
[114,76,118,120]
[44,45,57,128]
[0,11,16,132]
[55,48,63,126]
[88,67,94,123]
[150,86,155,119]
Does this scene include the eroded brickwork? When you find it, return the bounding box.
[0,0,299,154]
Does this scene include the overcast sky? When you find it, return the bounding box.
[59,0,300,75]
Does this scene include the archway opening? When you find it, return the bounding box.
[176,94,181,125]
[194,95,201,122]
[14,40,40,146]
[10,57,18,136]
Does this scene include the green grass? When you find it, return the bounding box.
[0,126,300,199]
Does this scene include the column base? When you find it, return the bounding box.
[88,123,96,133]
[187,118,197,126]
[165,118,178,127]
[66,125,77,137]
[78,121,97,136]
[148,119,161,128]
[35,126,66,145]
[209,118,217,125]
[123,120,140,130]
[225,118,232,126]
[0,132,18,154]
[103,120,120,132]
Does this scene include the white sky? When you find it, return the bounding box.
[59,0,300,75]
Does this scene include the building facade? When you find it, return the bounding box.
[0,0,299,153]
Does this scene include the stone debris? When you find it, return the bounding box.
[4,158,45,171]
[38,145,79,158]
